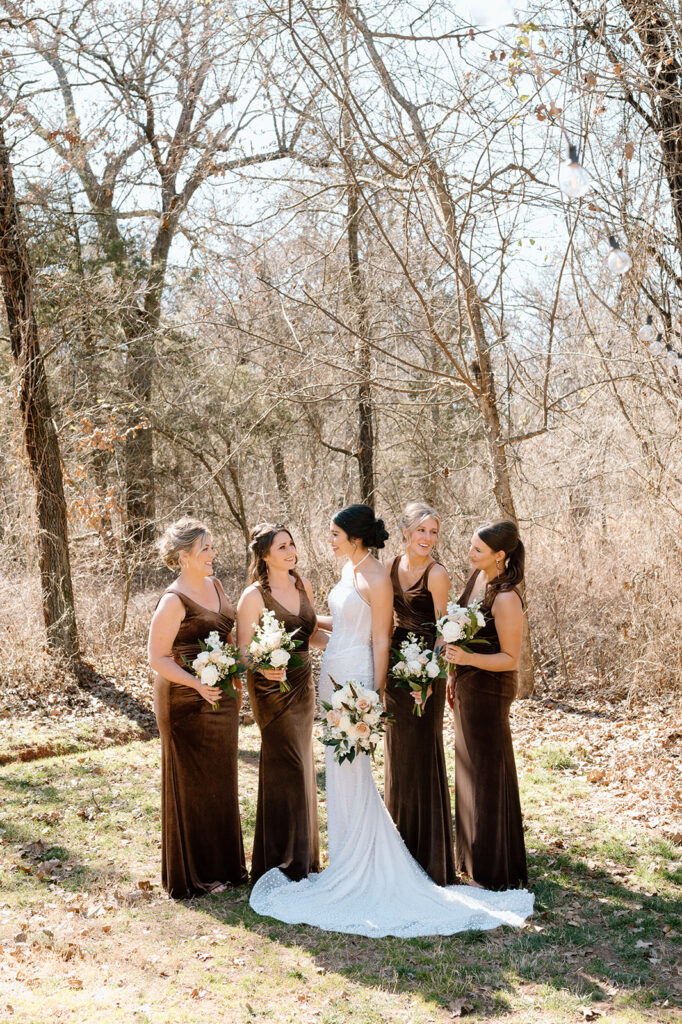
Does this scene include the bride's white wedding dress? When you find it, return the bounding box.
[249,559,534,936]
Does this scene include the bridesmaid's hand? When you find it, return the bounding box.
[261,667,286,682]
[196,681,222,704]
[444,643,468,666]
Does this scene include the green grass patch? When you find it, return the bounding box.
[0,728,679,1023]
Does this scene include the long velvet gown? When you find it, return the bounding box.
[247,576,320,884]
[453,572,528,890]
[384,558,456,886]
[153,577,248,898]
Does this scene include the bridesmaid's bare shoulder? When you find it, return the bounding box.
[237,582,264,612]
[429,562,450,584]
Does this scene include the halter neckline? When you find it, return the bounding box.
[350,550,371,571]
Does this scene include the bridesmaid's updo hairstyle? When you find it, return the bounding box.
[248,522,300,592]
[399,501,440,544]
[476,519,525,597]
[158,517,210,569]
[332,504,389,550]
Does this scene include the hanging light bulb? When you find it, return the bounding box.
[638,315,656,344]
[606,236,632,276]
[558,143,592,198]
[664,346,678,367]
[648,334,665,357]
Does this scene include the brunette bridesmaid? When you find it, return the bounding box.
[236,523,326,884]
[445,519,528,891]
[148,518,248,898]
[384,502,456,886]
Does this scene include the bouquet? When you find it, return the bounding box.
[248,608,303,693]
[186,630,245,708]
[390,632,445,716]
[321,679,390,764]
[436,598,488,652]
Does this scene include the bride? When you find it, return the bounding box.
[249,504,534,936]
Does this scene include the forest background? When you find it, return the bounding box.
[2,0,682,700]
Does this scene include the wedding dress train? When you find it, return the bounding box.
[249,560,534,937]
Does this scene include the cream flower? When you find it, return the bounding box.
[440,620,465,643]
[269,648,290,668]
[200,664,219,687]
[425,659,441,678]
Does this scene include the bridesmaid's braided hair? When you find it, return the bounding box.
[476,519,525,600]
[248,522,302,593]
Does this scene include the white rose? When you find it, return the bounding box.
[407,659,423,676]
[365,709,380,725]
[250,641,264,659]
[346,722,361,742]
[418,653,429,665]
[403,643,421,661]
[269,648,290,668]
[192,657,203,672]
[218,654,235,668]
[363,688,380,705]
[425,659,441,679]
[209,650,223,663]
[200,665,219,687]
[196,650,210,665]
[331,689,345,708]
[441,620,465,643]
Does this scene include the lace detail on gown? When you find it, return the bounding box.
[249,561,534,936]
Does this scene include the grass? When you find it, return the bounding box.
[0,725,680,1023]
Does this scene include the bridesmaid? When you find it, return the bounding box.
[236,523,326,884]
[445,519,528,891]
[384,502,455,886]
[148,518,248,898]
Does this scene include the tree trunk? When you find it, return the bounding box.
[271,440,292,516]
[342,15,375,507]
[0,126,79,660]
[346,176,375,506]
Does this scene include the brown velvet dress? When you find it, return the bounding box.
[384,558,456,886]
[247,577,320,884]
[453,572,528,890]
[153,578,248,898]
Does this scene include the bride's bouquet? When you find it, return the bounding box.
[187,630,245,708]
[391,632,445,716]
[248,608,303,693]
[321,679,390,764]
[436,598,488,652]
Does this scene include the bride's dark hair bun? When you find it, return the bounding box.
[332,504,389,550]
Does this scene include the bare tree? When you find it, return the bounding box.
[0,123,79,659]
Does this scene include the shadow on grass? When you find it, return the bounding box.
[189,847,681,1020]
[74,660,158,737]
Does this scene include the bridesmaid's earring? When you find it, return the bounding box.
[496,558,501,571]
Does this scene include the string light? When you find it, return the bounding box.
[638,315,656,343]
[648,333,665,357]
[606,235,632,276]
[558,143,592,198]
